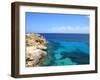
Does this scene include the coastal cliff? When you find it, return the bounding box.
[25,33,48,67]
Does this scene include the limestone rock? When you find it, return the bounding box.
[25,33,48,67]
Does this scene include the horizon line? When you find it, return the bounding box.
[26,32,89,34]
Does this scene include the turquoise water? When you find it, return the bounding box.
[40,34,89,66]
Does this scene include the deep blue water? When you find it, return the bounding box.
[40,33,90,66]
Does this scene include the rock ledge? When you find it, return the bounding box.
[26,33,48,67]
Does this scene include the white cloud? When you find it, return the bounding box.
[46,26,89,33]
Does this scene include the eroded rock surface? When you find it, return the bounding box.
[26,33,48,67]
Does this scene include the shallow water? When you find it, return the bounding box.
[40,33,89,66]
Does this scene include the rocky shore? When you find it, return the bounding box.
[25,33,48,67]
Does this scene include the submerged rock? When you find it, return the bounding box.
[54,58,77,66]
[25,33,48,67]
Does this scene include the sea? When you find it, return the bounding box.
[39,33,90,66]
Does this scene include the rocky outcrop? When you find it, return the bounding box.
[25,33,48,67]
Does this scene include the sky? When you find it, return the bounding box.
[26,12,89,34]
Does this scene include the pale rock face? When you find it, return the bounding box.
[26,47,47,67]
[25,33,47,67]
